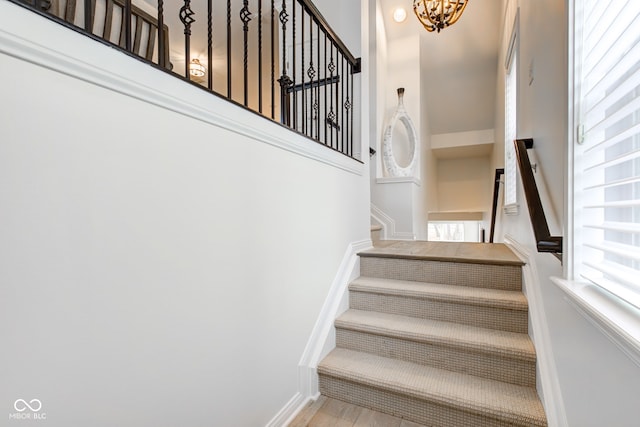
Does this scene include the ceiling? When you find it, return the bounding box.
[380,0,502,135]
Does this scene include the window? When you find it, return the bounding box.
[504,15,518,210]
[427,221,481,242]
[573,0,640,309]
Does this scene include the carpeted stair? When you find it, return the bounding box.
[317,242,548,427]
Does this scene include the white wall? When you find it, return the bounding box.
[493,1,640,425]
[436,157,491,213]
[0,2,369,426]
[369,6,429,239]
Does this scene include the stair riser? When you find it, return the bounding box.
[319,374,540,427]
[350,291,528,334]
[360,257,522,290]
[336,328,536,387]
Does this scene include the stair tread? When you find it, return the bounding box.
[336,309,535,361]
[351,276,527,310]
[359,241,524,266]
[318,348,546,426]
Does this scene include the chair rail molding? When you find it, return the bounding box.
[504,235,569,427]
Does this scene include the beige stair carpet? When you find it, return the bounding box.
[315,241,548,427]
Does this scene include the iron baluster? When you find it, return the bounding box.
[207,0,213,89]
[227,0,231,97]
[277,0,292,126]
[301,6,305,135]
[316,18,321,140]
[258,0,263,113]
[158,0,165,68]
[341,53,345,153]
[84,0,92,32]
[324,32,328,145]
[307,12,315,137]
[271,0,275,119]
[293,0,297,130]
[179,0,195,79]
[327,42,336,148]
[124,0,132,51]
[240,0,252,106]
[350,63,354,157]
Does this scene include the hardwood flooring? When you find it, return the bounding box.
[288,396,427,427]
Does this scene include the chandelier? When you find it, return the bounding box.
[413,0,469,33]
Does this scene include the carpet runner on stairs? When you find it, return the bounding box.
[317,241,548,427]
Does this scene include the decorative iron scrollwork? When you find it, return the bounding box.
[307,64,316,80]
[279,2,289,28]
[240,1,252,31]
[328,59,336,75]
[179,0,196,35]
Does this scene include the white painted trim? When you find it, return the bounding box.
[504,236,568,427]
[370,204,392,240]
[0,1,363,176]
[376,177,422,186]
[264,392,308,427]
[551,277,640,369]
[370,204,416,240]
[296,239,371,399]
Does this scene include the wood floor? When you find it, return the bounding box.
[288,396,427,427]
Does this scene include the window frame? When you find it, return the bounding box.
[556,0,640,366]
[504,10,520,215]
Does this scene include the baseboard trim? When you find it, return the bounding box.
[264,392,308,427]
[370,204,416,241]
[297,239,372,400]
[504,235,568,427]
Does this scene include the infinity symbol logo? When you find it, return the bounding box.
[14,399,42,412]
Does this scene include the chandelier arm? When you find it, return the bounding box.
[446,0,468,27]
[413,0,469,32]
[414,0,437,32]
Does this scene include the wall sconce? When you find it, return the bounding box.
[393,7,407,23]
[189,59,206,77]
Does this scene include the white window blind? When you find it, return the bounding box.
[575,0,640,309]
[505,53,518,206]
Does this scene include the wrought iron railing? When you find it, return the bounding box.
[13,0,361,159]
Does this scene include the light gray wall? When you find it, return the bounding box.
[0,2,369,426]
[493,1,640,425]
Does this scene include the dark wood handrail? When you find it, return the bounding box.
[514,139,563,255]
[489,168,504,243]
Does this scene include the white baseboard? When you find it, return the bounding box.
[370,204,416,241]
[265,239,370,427]
[504,236,568,427]
[264,392,308,427]
[297,239,371,397]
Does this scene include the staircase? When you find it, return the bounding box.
[317,241,547,427]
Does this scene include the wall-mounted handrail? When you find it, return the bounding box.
[514,139,562,255]
[489,168,504,243]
